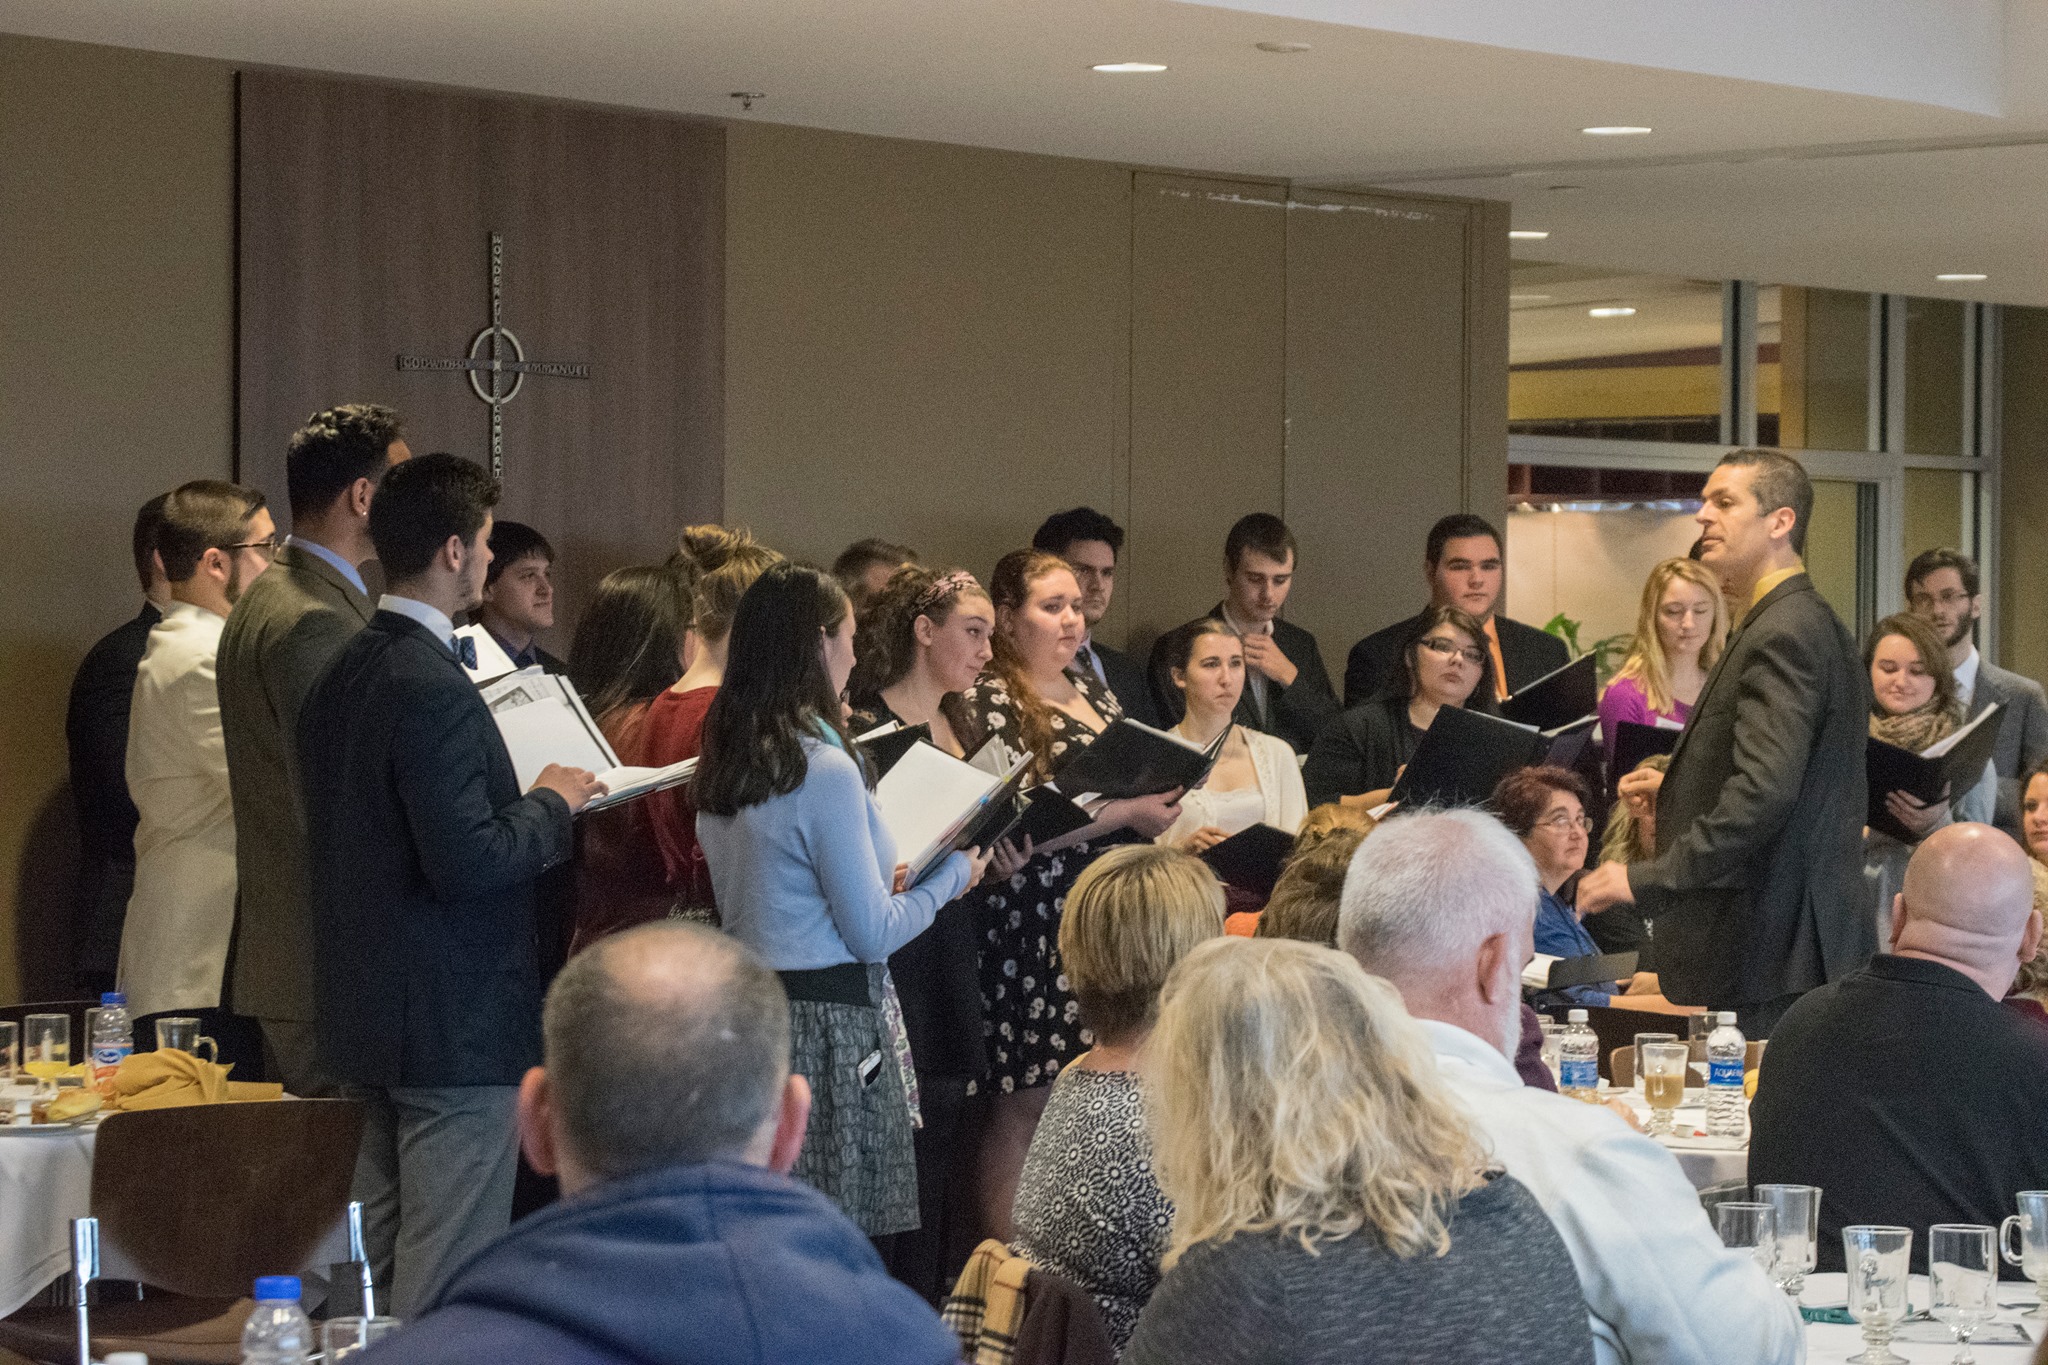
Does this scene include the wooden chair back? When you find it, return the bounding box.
[88,1099,365,1298]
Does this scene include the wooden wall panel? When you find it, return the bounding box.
[1126,173,1287,652]
[238,71,723,629]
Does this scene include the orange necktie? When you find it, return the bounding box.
[1484,617,1510,700]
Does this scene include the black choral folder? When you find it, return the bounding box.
[1049,719,1223,802]
[1388,705,1550,809]
[1500,653,1599,733]
[1608,719,1683,788]
[1199,822,1298,897]
[855,721,931,780]
[1865,702,2002,843]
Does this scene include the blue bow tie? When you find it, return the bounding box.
[453,635,478,670]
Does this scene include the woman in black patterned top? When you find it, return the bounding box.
[1011,844,1227,1352]
[945,549,1185,1242]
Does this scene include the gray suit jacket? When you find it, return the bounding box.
[1628,573,1872,1009]
[218,543,375,1022]
[1969,657,2048,837]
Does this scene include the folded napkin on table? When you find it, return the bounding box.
[112,1048,282,1109]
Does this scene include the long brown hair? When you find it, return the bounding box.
[972,548,1079,782]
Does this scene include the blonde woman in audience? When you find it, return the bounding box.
[1155,619,1307,853]
[637,530,783,924]
[2004,760,2048,1031]
[1010,845,1226,1354]
[1252,826,1371,947]
[1124,939,1596,1365]
[1598,557,1728,734]
[945,548,1184,1241]
[1863,612,1996,944]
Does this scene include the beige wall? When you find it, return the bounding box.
[0,36,235,999]
[2002,308,2048,684]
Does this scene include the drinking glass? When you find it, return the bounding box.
[22,1015,69,1093]
[1715,1202,1777,1277]
[323,1317,402,1360]
[1844,1225,1913,1365]
[1641,1042,1689,1136]
[1537,1019,1563,1087]
[1930,1224,1999,1364]
[2000,1191,2048,1318]
[1632,1031,1677,1091]
[153,1017,219,1062]
[1755,1184,1820,1298]
[0,1020,16,1086]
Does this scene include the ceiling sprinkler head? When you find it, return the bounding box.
[730,91,765,113]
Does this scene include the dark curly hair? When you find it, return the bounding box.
[846,563,989,712]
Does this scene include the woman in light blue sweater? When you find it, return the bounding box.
[694,562,988,1236]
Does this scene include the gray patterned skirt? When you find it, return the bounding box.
[784,962,919,1236]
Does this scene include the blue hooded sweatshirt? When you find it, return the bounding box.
[362,1160,962,1365]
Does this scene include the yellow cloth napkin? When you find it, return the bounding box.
[111,1049,282,1109]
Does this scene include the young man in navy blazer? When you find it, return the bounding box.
[296,453,602,1316]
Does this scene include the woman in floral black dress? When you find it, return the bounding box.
[945,549,1184,1240]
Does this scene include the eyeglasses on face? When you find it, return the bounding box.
[226,539,282,561]
[1418,636,1487,668]
[1910,590,1973,610]
[1534,810,1594,833]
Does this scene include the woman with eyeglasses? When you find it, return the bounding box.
[1492,765,1692,1016]
[1302,605,1495,809]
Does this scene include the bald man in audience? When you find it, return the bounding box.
[370,921,960,1365]
[1749,823,2048,1274]
[1338,809,1800,1365]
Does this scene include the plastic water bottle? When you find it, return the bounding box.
[91,992,132,1094]
[1705,1010,1748,1137]
[1559,1009,1600,1100]
[241,1275,311,1365]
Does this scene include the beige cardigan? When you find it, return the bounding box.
[1158,723,1309,847]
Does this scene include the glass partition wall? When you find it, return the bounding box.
[1508,264,1997,656]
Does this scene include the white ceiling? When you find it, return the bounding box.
[6,0,2048,303]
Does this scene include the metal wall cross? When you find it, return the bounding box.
[395,232,592,478]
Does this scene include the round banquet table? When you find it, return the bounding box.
[1603,1084,1749,1191]
[1801,1271,2039,1363]
[0,1093,96,1318]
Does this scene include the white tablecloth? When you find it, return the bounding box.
[1604,1085,1750,1190]
[1803,1271,2039,1363]
[0,1105,96,1318]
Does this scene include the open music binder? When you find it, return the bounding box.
[479,669,697,812]
[1389,705,1593,810]
[1047,719,1226,802]
[1199,822,1298,897]
[1499,653,1598,734]
[873,741,1035,887]
[1607,718,1684,788]
[1866,702,2003,843]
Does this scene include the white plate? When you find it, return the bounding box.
[0,1116,99,1136]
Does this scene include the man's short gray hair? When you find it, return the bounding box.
[543,921,790,1179]
[1337,809,1541,983]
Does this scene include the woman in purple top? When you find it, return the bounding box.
[1597,557,1728,737]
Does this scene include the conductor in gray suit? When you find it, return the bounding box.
[1578,449,1870,1036]
[219,404,410,1092]
[1905,547,2048,840]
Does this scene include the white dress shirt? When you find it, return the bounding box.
[377,593,457,653]
[1954,643,1981,708]
[118,601,236,1017]
[1421,1018,1804,1365]
[1220,603,1275,723]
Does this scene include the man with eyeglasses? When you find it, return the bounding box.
[117,480,277,1066]
[1904,547,2048,839]
[1343,513,1567,708]
[217,403,411,1095]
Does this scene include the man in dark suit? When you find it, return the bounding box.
[1749,825,2048,1272]
[1343,513,1567,707]
[63,493,170,993]
[475,519,567,673]
[1031,506,1159,727]
[1905,547,2048,839]
[1148,513,1339,753]
[219,403,409,1094]
[297,453,602,1316]
[1578,449,1869,1034]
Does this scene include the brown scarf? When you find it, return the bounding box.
[1869,699,1964,754]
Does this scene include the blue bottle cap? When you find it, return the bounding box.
[252,1275,301,1302]
[100,992,125,1007]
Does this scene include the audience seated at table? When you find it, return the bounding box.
[1124,935,1596,1365]
[1749,822,2048,1274]
[1338,809,1802,1365]
[1491,766,1692,1017]
[368,920,961,1365]
[1010,844,1225,1354]
[1249,821,1370,947]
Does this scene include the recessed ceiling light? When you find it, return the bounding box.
[1508,230,1550,240]
[1092,62,1168,73]
[1588,306,1637,318]
[1254,41,1312,53]
[1935,273,1988,282]
[1510,293,1553,303]
[1582,125,1653,136]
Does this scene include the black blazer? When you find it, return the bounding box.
[297,610,573,1087]
[1344,608,1567,708]
[63,603,160,985]
[1627,573,1870,1009]
[1301,697,1419,808]
[1078,639,1161,730]
[1149,605,1340,754]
